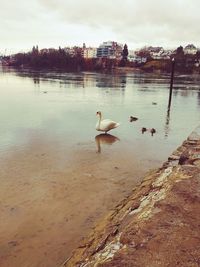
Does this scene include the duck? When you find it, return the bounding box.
[129,116,138,122]
[141,127,147,134]
[150,128,156,136]
[96,111,120,133]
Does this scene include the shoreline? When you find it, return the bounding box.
[62,126,200,267]
[2,64,198,75]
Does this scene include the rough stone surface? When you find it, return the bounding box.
[61,127,200,267]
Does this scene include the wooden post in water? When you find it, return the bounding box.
[168,58,175,109]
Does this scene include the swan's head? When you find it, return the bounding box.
[96,111,102,116]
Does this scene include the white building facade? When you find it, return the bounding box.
[83,48,97,58]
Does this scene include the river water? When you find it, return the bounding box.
[0,67,200,267]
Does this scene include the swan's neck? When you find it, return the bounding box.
[98,114,102,127]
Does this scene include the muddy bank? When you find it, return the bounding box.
[62,127,200,267]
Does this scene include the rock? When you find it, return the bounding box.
[168,155,180,161]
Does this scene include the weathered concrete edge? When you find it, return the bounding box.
[61,126,200,267]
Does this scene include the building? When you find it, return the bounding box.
[161,50,173,59]
[127,49,135,62]
[148,47,164,59]
[97,41,123,59]
[83,47,97,58]
[64,47,74,56]
[40,48,56,54]
[134,56,147,64]
[64,46,83,57]
[184,44,197,55]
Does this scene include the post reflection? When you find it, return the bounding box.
[95,134,120,153]
[197,90,200,106]
[164,108,171,138]
[33,76,40,85]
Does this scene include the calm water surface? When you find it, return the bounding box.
[0,68,200,156]
[0,67,200,267]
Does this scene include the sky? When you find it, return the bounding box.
[0,0,200,54]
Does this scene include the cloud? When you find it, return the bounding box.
[0,0,200,53]
[39,0,200,46]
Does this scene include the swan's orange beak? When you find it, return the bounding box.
[96,111,99,115]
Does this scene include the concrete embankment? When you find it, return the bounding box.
[62,127,200,267]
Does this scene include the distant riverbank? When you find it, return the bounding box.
[4,62,200,75]
[2,47,200,74]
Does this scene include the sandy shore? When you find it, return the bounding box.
[0,133,155,267]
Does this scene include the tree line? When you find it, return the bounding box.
[8,45,129,71]
[4,45,200,73]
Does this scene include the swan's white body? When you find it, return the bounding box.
[96,112,120,133]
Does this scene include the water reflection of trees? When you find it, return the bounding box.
[197,91,200,106]
[132,72,170,85]
[12,69,87,88]
[5,68,200,107]
[96,74,127,89]
[12,69,128,90]
[33,77,40,85]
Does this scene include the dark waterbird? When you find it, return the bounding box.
[150,128,156,136]
[141,127,147,134]
[141,127,156,136]
[129,116,138,122]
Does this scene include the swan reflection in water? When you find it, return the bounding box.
[95,134,120,153]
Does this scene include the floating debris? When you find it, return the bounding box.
[152,102,157,105]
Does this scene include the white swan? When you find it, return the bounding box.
[96,111,120,133]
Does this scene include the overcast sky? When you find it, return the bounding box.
[0,0,200,54]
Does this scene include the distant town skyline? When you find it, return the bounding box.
[0,0,200,54]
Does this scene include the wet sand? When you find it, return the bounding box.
[0,133,156,267]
